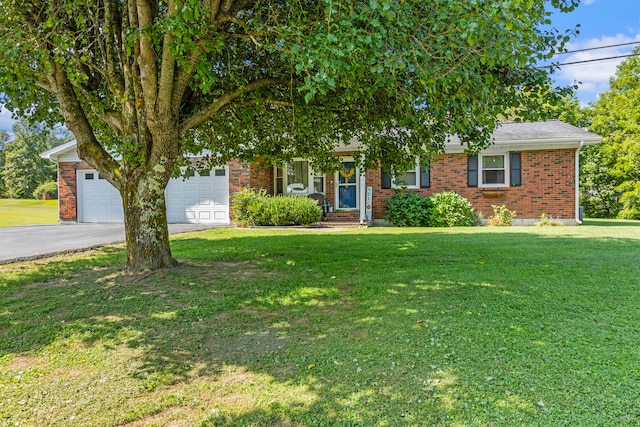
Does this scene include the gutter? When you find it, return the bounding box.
[575,140,585,224]
[359,154,367,224]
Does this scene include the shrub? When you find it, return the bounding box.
[428,191,475,227]
[385,191,474,227]
[534,212,564,226]
[489,205,516,226]
[231,188,266,226]
[233,189,322,226]
[32,181,58,200]
[385,192,432,227]
[267,196,323,226]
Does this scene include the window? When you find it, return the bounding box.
[395,166,418,188]
[381,163,430,189]
[468,153,521,188]
[482,155,506,185]
[275,160,324,195]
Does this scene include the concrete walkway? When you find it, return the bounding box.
[0,223,223,264]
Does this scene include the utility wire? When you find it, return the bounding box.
[539,52,640,68]
[554,40,640,56]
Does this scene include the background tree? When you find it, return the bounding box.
[587,49,640,219]
[0,0,578,270]
[535,92,622,219]
[0,118,61,199]
[0,131,8,197]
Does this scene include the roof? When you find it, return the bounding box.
[492,120,601,142]
[40,140,79,161]
[41,120,602,161]
[444,120,601,153]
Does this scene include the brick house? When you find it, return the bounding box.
[42,120,600,225]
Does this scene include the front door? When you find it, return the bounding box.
[336,160,358,210]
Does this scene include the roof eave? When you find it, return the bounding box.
[444,137,601,154]
[40,140,78,160]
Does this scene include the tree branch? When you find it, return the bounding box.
[158,0,178,116]
[180,78,279,132]
[46,61,120,187]
[135,0,158,120]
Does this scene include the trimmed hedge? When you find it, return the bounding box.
[232,189,322,226]
[385,191,474,227]
[385,192,433,227]
[429,191,475,227]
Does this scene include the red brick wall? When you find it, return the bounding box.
[249,158,274,193]
[368,149,577,221]
[60,149,578,223]
[58,161,92,222]
[228,159,250,218]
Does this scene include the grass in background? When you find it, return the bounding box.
[1,223,639,425]
[0,199,58,227]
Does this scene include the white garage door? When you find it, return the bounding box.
[78,168,229,224]
[165,168,229,224]
[78,171,124,223]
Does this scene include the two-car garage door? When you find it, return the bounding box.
[77,168,229,224]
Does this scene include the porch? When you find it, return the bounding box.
[247,157,369,225]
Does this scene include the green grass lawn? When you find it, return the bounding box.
[0,198,59,227]
[1,222,640,425]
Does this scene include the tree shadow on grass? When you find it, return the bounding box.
[2,228,640,425]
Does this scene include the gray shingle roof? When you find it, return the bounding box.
[491,120,601,142]
[443,120,601,152]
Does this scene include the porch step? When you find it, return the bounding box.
[319,220,367,227]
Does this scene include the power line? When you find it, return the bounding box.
[555,40,640,56]
[539,52,640,68]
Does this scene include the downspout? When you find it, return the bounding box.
[359,154,366,224]
[575,141,585,224]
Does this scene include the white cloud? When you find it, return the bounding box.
[582,0,597,5]
[0,106,16,134]
[553,34,640,104]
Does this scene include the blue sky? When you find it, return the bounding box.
[1,0,638,132]
[548,0,640,105]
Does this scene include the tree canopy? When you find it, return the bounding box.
[0,0,579,270]
[0,118,68,199]
[587,48,640,219]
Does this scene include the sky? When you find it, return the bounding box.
[547,0,640,105]
[1,0,639,132]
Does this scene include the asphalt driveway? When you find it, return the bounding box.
[0,223,224,264]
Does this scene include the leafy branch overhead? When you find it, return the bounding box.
[1,1,578,168]
[0,0,579,270]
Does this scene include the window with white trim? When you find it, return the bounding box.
[393,165,419,188]
[467,152,521,188]
[275,160,324,195]
[481,154,507,186]
[381,163,430,189]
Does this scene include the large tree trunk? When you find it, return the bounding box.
[121,172,178,271]
[118,123,182,271]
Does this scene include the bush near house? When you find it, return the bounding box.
[384,192,433,227]
[428,191,475,227]
[489,204,517,226]
[534,212,565,226]
[385,191,474,227]
[232,189,322,226]
[32,181,58,200]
